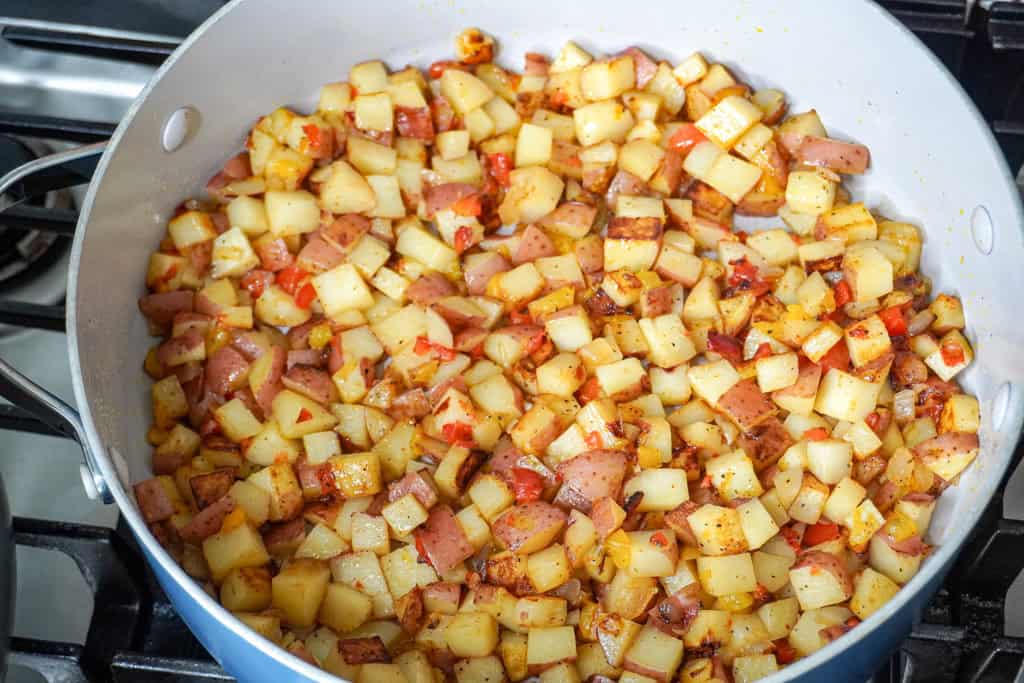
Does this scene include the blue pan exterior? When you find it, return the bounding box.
[144,532,955,683]
[144,542,317,682]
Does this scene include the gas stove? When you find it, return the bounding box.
[0,2,1022,682]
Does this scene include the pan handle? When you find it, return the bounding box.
[0,142,113,504]
[0,142,106,202]
[0,359,112,504]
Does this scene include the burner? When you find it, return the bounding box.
[0,137,67,290]
[0,135,76,337]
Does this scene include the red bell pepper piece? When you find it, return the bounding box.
[510,468,544,503]
[878,305,908,336]
[667,123,707,155]
[803,521,840,546]
[802,427,829,441]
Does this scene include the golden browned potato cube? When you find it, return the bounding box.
[445,612,499,657]
[220,566,272,612]
[271,558,331,628]
[319,582,374,634]
[202,523,270,582]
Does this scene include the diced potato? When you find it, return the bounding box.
[623,469,689,511]
[440,69,494,114]
[849,566,901,620]
[349,512,389,556]
[527,626,577,671]
[265,190,321,236]
[527,544,571,591]
[330,452,383,498]
[639,315,697,368]
[446,612,499,657]
[846,499,886,552]
[622,625,684,682]
[703,154,762,204]
[789,559,851,611]
[574,100,635,146]
[930,294,965,333]
[785,170,836,215]
[581,55,636,101]
[844,245,894,303]
[737,498,780,550]
[757,597,799,640]
[939,394,981,434]
[732,654,779,682]
[468,474,515,521]
[869,534,922,585]
[756,353,799,393]
[395,223,458,273]
[168,210,216,249]
[806,439,852,485]
[537,353,586,397]
[688,505,746,556]
[697,553,757,596]
[221,566,272,612]
[695,96,763,149]
[789,606,853,656]
[687,360,740,406]
[499,166,566,225]
[516,122,554,167]
[823,477,866,524]
[381,494,429,536]
[271,558,330,627]
[706,451,763,502]
[788,473,829,525]
[272,389,338,438]
[814,369,881,423]
[436,129,471,161]
[319,582,374,634]
[924,330,973,382]
[752,551,795,593]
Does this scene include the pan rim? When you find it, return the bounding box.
[65,0,1024,680]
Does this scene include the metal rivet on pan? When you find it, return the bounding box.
[161,106,199,152]
[992,382,1013,430]
[970,205,994,255]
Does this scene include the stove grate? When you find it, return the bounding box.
[1,2,1023,681]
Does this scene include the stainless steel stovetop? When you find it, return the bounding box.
[0,2,1023,683]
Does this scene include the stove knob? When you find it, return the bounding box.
[79,463,100,500]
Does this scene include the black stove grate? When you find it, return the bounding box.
[1,2,1023,682]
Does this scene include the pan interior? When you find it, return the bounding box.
[67,0,1024,678]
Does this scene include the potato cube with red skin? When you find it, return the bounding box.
[555,449,629,513]
[492,501,568,554]
[716,379,777,431]
[416,505,475,574]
